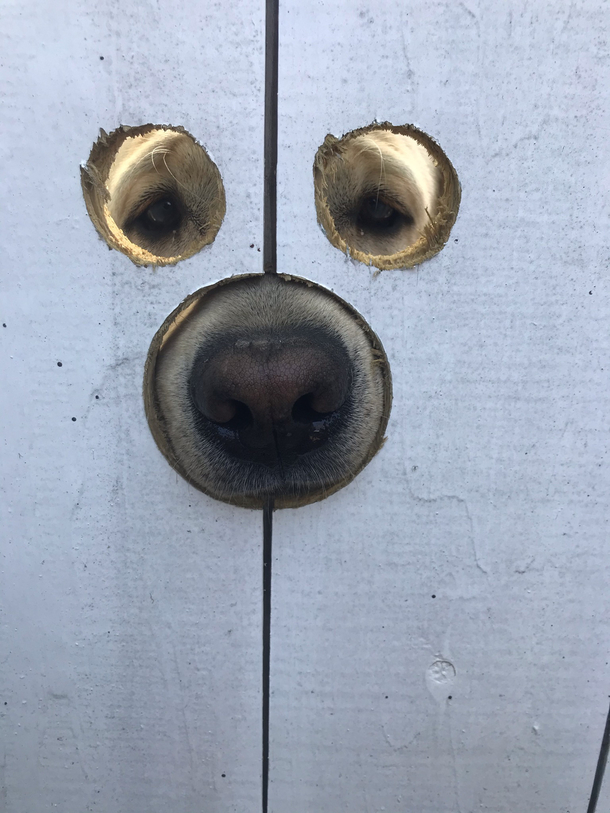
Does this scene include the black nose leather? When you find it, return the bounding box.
[190,333,351,467]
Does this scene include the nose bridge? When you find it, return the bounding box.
[207,335,349,424]
[227,341,316,424]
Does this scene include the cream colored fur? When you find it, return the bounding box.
[106,129,223,258]
[320,131,440,256]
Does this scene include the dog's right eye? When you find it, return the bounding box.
[134,197,182,234]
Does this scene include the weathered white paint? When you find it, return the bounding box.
[1,1,265,811]
[2,1,610,812]
[272,1,610,811]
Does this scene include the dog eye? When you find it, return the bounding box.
[357,197,412,232]
[359,197,397,226]
[134,197,182,233]
[81,124,225,267]
[314,123,460,270]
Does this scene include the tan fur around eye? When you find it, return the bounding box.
[314,123,461,271]
[81,124,225,267]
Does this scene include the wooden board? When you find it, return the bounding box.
[271,1,610,810]
[0,1,265,810]
[3,0,610,811]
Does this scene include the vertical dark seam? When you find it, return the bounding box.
[263,0,279,274]
[586,698,610,813]
[271,424,286,481]
[262,1,279,806]
[262,498,274,813]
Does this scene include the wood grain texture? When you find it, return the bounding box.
[271,1,610,811]
[0,1,264,811]
[2,0,610,811]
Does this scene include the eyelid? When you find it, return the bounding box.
[126,186,178,223]
[358,190,406,216]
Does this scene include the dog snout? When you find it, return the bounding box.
[190,334,351,466]
[147,274,391,508]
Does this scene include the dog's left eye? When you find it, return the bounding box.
[357,197,401,230]
[135,197,182,233]
[313,124,460,270]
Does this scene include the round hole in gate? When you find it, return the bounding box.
[81,124,225,266]
[144,273,392,510]
[314,122,460,271]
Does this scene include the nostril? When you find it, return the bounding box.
[190,372,253,425]
[214,401,253,433]
[189,330,353,464]
[292,393,334,424]
[211,401,259,453]
[291,393,346,451]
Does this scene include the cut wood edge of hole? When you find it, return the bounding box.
[313,121,461,271]
[80,123,226,267]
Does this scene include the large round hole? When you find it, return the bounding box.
[144,273,392,509]
[81,124,226,266]
[314,122,461,271]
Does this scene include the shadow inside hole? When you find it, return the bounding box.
[81,124,226,266]
[314,122,461,271]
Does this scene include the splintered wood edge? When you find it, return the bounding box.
[143,273,393,510]
[313,121,461,271]
[80,123,226,267]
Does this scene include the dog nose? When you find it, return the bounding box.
[190,335,351,466]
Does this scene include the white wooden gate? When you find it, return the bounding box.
[2,1,610,811]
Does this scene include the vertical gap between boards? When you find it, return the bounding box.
[263,0,279,274]
[262,498,274,813]
[262,0,279,807]
[586,698,610,813]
